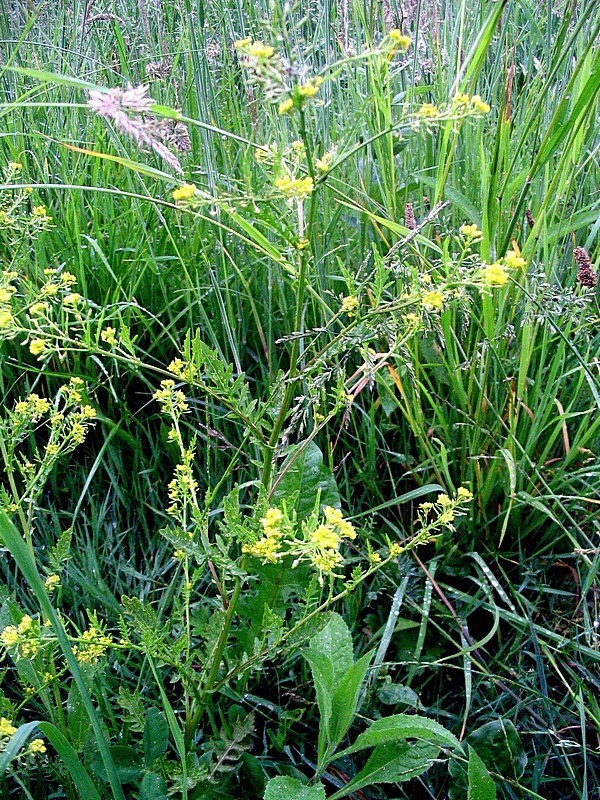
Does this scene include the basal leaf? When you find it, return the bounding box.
[467,745,497,800]
[329,651,373,749]
[264,776,326,800]
[329,741,440,799]
[336,713,462,759]
[306,613,354,758]
[143,707,169,766]
[140,772,169,800]
[272,440,340,520]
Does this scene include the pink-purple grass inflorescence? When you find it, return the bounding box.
[88,84,183,174]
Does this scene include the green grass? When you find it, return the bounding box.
[0,0,598,798]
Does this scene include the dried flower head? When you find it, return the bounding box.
[574,246,597,288]
[404,202,416,230]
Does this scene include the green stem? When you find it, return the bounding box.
[184,571,246,746]
[0,435,32,557]
[261,110,317,490]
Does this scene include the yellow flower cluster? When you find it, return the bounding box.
[172,184,196,202]
[484,263,510,286]
[167,453,199,517]
[459,223,484,243]
[29,338,46,356]
[422,290,444,311]
[298,76,323,98]
[452,92,491,113]
[15,394,50,419]
[278,98,294,115]
[341,295,359,316]
[315,149,334,173]
[101,326,118,346]
[483,249,527,288]
[45,574,61,594]
[168,357,198,383]
[418,103,441,119]
[306,506,356,577]
[27,738,47,755]
[503,249,527,270]
[417,93,490,123]
[0,717,17,738]
[242,506,286,563]
[417,486,474,535]
[274,176,314,199]
[0,272,17,331]
[471,95,491,114]
[388,29,411,49]
[234,38,275,60]
[1,615,41,660]
[73,626,112,665]
[153,379,190,416]
[32,205,50,218]
[242,505,356,580]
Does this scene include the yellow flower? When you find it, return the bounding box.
[8,162,22,171]
[242,536,283,563]
[484,263,510,286]
[422,290,444,311]
[459,223,483,241]
[27,738,46,755]
[418,103,440,118]
[0,718,17,737]
[29,302,49,316]
[337,519,357,540]
[45,575,60,593]
[311,549,343,574]
[368,551,382,565]
[278,98,294,115]
[32,205,48,217]
[323,506,356,539]
[101,327,117,346]
[323,506,344,525]
[341,295,359,315]
[63,292,81,306]
[0,309,12,328]
[29,339,46,356]
[261,507,283,529]
[310,524,340,550]
[73,626,112,665]
[471,95,491,114]
[297,77,323,98]
[0,287,14,302]
[247,41,274,59]
[457,486,474,501]
[388,30,411,49]
[503,250,527,269]
[18,615,33,634]
[72,423,86,442]
[453,92,470,105]
[172,184,196,202]
[0,626,19,648]
[234,37,252,49]
[274,176,314,199]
